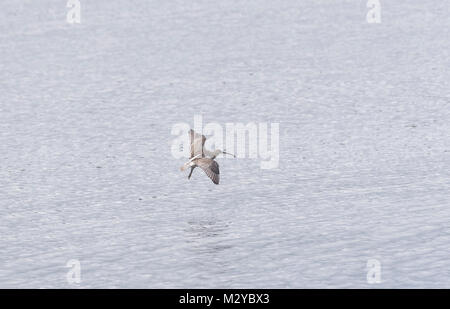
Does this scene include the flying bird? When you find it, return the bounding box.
[180,129,235,184]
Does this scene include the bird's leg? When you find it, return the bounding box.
[188,167,194,179]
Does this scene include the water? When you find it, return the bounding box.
[1,0,449,288]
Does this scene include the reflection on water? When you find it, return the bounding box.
[185,219,233,255]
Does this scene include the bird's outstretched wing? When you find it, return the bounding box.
[189,129,206,159]
[196,158,220,185]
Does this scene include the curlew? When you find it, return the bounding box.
[180,129,235,184]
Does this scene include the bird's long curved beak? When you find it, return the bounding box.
[223,151,236,158]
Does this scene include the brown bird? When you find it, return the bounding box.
[180,129,235,184]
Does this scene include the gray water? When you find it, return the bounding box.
[1,0,449,288]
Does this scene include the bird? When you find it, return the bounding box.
[180,129,235,184]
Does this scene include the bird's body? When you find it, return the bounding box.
[180,129,234,185]
[182,157,220,184]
